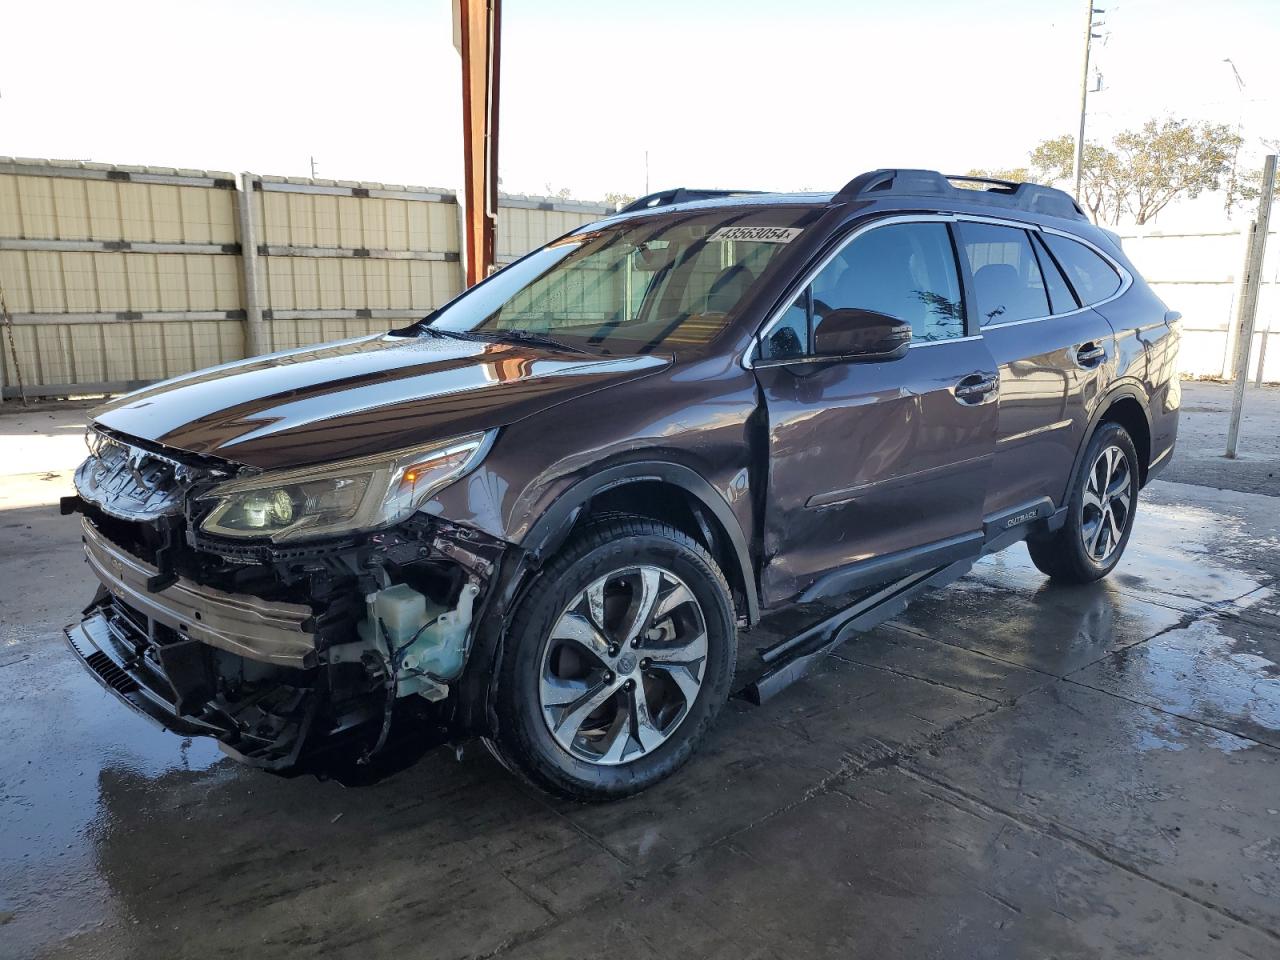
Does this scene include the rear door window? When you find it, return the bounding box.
[1041,233,1123,304]
[1031,234,1079,314]
[957,223,1049,326]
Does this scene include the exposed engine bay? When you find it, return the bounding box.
[63,427,505,772]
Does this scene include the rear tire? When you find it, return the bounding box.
[1028,422,1140,584]
[488,516,736,800]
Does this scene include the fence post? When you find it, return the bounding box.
[455,194,470,292]
[0,292,7,406]
[1226,153,1277,459]
[236,171,268,358]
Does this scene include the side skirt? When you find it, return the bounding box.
[742,496,1060,705]
[981,496,1057,554]
[739,557,975,705]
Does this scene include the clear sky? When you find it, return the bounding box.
[2,0,1277,201]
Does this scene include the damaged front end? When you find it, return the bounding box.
[63,427,506,772]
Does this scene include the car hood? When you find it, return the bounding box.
[91,333,668,470]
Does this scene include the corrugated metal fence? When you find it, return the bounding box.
[0,157,608,399]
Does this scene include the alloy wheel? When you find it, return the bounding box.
[1081,444,1132,563]
[538,565,708,765]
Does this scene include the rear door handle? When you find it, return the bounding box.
[953,373,998,404]
[1075,342,1107,367]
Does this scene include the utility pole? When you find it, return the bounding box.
[1226,153,1277,459]
[309,156,318,179]
[1223,59,1247,217]
[1072,2,1105,203]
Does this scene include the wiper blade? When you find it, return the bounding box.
[416,325,487,343]
[471,329,591,354]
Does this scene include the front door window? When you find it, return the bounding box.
[811,222,966,343]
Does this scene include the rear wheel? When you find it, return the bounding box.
[488,516,736,800]
[1028,422,1140,583]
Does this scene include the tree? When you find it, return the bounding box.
[991,118,1245,225]
[1228,137,1280,215]
[1110,119,1242,224]
[603,191,635,208]
[1029,134,1126,224]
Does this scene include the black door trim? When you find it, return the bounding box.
[796,530,983,603]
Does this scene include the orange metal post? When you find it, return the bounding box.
[455,0,500,287]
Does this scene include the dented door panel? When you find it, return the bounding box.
[754,338,999,604]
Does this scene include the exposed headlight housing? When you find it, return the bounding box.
[198,432,494,542]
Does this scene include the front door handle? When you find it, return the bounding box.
[1075,341,1107,367]
[954,373,999,404]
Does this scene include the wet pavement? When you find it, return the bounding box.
[3,401,1280,959]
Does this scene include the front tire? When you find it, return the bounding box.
[1028,422,1140,584]
[488,516,737,800]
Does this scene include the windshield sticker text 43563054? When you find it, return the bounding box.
[707,226,803,244]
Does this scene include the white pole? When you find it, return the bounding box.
[236,172,268,358]
[1226,153,1277,458]
[1255,233,1278,387]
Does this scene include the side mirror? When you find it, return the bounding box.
[812,308,911,362]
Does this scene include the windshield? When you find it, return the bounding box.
[422,207,821,354]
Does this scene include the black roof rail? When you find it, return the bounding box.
[618,188,765,213]
[945,174,1021,191]
[832,168,1087,221]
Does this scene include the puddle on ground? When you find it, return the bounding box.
[0,646,227,954]
[1101,613,1280,749]
[1130,711,1252,755]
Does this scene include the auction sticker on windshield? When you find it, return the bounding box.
[707,226,803,243]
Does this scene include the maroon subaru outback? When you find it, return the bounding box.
[63,170,1179,798]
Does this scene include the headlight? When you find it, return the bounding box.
[198,432,493,542]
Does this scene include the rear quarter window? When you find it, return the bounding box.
[1042,234,1122,305]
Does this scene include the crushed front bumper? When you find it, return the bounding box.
[65,593,327,769]
[64,493,508,772]
[65,518,367,770]
[79,516,316,668]
[66,606,231,739]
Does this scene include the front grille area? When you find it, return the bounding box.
[74,429,228,523]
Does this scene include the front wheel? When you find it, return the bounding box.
[488,516,737,800]
[1028,422,1140,584]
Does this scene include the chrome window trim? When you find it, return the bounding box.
[743,212,1135,367]
[953,213,1039,230]
[749,332,983,370]
[909,334,982,348]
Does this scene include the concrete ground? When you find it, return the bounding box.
[2,381,1279,959]
[1161,380,1280,496]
